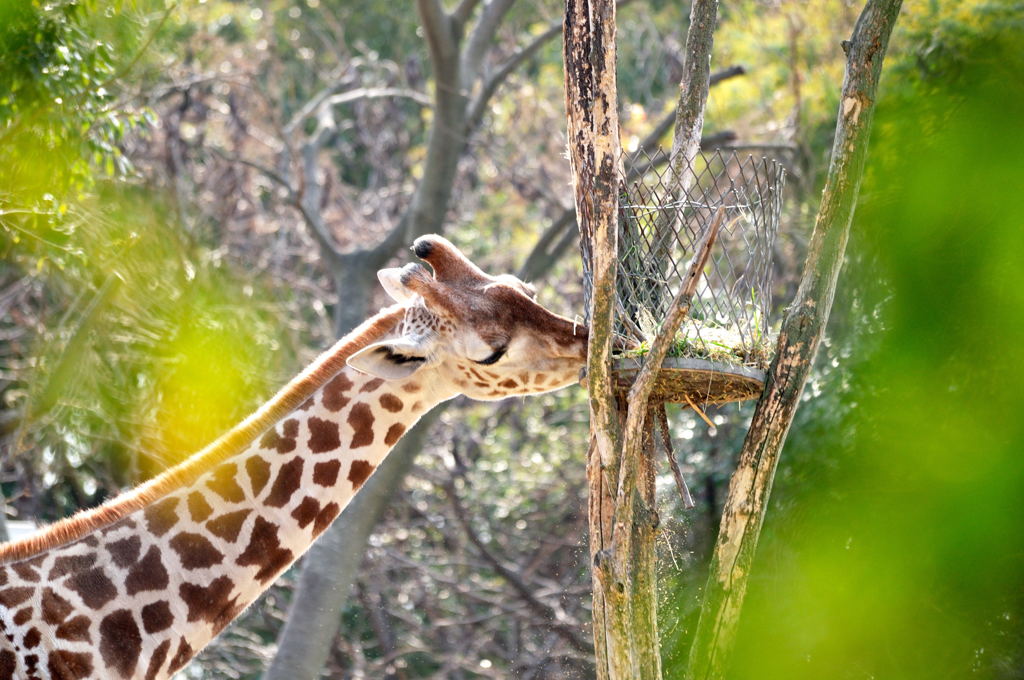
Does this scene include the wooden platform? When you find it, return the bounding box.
[612,357,766,405]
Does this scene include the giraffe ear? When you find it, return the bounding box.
[347,339,428,380]
[377,267,418,304]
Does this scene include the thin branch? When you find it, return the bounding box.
[452,0,483,25]
[467,20,562,128]
[461,0,518,88]
[282,79,346,136]
[657,406,695,509]
[445,480,593,654]
[101,2,177,87]
[669,0,720,173]
[417,0,459,67]
[632,65,744,158]
[468,0,641,129]
[609,207,724,574]
[208,147,296,196]
[323,87,432,109]
[287,87,432,137]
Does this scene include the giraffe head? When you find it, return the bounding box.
[348,235,588,400]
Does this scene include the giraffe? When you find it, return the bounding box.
[0,235,588,680]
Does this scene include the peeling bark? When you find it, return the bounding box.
[684,2,903,678]
[564,2,667,678]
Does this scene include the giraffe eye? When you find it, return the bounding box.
[474,346,507,365]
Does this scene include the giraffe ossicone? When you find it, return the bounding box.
[0,235,588,680]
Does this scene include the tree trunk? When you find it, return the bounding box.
[684,2,903,678]
[564,1,665,678]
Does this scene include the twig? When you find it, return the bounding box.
[683,393,716,430]
[657,406,695,510]
[102,2,177,87]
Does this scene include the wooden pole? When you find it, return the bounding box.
[684,2,904,678]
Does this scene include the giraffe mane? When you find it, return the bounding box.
[0,304,406,564]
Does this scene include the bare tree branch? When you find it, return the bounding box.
[461,0,518,88]
[208,146,296,197]
[285,85,431,137]
[467,19,562,129]
[669,0,721,179]
[417,0,459,66]
[445,479,593,654]
[452,0,483,25]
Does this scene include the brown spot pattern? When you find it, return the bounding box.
[384,423,406,446]
[170,532,225,569]
[236,517,294,582]
[107,535,142,568]
[12,608,31,625]
[347,460,376,490]
[360,377,385,393]
[66,567,117,609]
[313,502,341,537]
[126,546,169,596]
[0,651,14,680]
[145,639,171,680]
[144,497,179,537]
[401,381,421,393]
[264,457,304,508]
[207,509,251,542]
[322,372,353,411]
[260,418,299,453]
[11,556,43,582]
[307,416,341,453]
[379,393,404,412]
[246,456,271,496]
[0,587,31,608]
[41,588,73,625]
[23,627,41,649]
[167,638,194,674]
[0,650,14,680]
[207,462,246,502]
[348,403,375,448]
[100,609,142,678]
[48,650,93,680]
[187,491,213,522]
[55,615,91,642]
[49,553,97,579]
[499,378,518,389]
[291,497,321,529]
[141,601,174,634]
[180,576,238,627]
[313,459,341,486]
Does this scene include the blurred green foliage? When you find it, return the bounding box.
[725,3,1024,678]
[0,1,306,519]
[0,0,158,204]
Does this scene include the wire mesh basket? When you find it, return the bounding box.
[582,148,786,405]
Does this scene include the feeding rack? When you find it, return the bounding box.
[582,148,785,406]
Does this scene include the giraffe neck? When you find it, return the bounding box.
[0,361,453,679]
